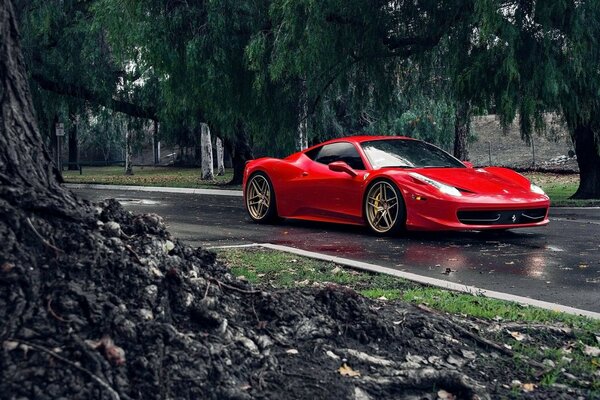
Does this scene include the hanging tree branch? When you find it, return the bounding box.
[31,72,158,121]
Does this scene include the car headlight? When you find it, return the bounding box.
[530,183,545,195]
[409,172,462,197]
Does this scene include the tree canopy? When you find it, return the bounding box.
[18,0,600,197]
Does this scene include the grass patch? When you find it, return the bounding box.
[219,247,600,331]
[217,247,600,393]
[524,172,600,207]
[63,166,238,189]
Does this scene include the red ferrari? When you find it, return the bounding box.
[242,136,550,234]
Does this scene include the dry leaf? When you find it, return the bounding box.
[2,341,19,351]
[85,336,126,366]
[508,331,527,341]
[1,262,15,272]
[583,345,600,357]
[338,363,360,377]
[437,389,456,400]
[522,383,536,392]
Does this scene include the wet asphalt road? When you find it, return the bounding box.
[73,188,600,313]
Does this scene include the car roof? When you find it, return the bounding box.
[304,135,414,151]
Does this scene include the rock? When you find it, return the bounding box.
[103,221,122,237]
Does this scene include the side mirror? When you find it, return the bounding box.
[462,161,474,168]
[328,161,357,177]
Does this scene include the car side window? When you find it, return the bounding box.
[306,142,365,170]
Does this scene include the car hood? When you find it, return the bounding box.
[403,167,531,195]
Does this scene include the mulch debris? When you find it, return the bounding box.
[0,199,594,399]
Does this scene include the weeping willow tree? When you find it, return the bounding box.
[249,0,600,198]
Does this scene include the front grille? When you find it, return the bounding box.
[457,208,547,225]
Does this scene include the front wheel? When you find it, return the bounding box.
[245,172,279,223]
[364,180,406,235]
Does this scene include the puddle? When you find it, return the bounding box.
[115,198,162,206]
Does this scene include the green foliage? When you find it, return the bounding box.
[20,0,600,166]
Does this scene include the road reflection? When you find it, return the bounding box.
[270,219,558,280]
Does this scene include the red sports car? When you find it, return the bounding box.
[242,136,550,234]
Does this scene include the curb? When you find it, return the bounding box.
[65,183,243,197]
[210,243,600,320]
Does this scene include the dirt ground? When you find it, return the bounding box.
[470,115,578,171]
[1,198,597,399]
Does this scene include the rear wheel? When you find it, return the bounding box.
[245,172,279,223]
[364,180,406,235]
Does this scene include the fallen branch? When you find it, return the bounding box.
[486,323,574,337]
[415,305,546,369]
[47,298,68,322]
[209,278,262,295]
[26,218,64,254]
[11,339,120,400]
[360,368,490,400]
[416,305,512,356]
[124,244,142,264]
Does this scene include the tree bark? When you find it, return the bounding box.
[225,122,254,185]
[216,137,225,176]
[67,113,78,170]
[453,101,470,161]
[124,129,133,175]
[200,123,214,180]
[152,120,159,165]
[0,0,81,217]
[297,79,309,151]
[571,123,600,199]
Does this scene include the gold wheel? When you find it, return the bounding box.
[246,174,272,221]
[365,181,401,233]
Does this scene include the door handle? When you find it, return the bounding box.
[302,171,309,177]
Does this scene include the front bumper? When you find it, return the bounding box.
[403,190,550,231]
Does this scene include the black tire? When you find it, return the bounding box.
[245,172,279,223]
[363,180,406,235]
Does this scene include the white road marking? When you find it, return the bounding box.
[65,183,242,197]
[211,243,600,320]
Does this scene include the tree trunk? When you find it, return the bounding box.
[152,120,159,165]
[216,137,225,176]
[67,113,78,170]
[453,101,471,161]
[200,123,214,180]
[125,129,133,175]
[225,122,254,185]
[0,0,83,218]
[571,123,600,199]
[297,79,309,151]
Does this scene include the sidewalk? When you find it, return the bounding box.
[64,183,243,197]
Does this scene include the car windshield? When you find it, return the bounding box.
[360,139,465,169]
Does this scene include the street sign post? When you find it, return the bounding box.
[56,123,65,171]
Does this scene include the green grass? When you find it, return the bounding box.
[62,166,238,189]
[217,247,600,393]
[219,247,600,331]
[524,172,600,207]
